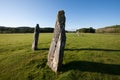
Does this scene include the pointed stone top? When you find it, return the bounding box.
[34,24,40,33]
[58,10,65,15]
[57,10,65,26]
[36,24,39,28]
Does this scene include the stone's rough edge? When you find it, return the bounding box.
[32,24,40,50]
[47,10,66,73]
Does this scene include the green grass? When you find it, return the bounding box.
[0,33,120,80]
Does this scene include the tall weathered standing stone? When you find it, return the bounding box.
[48,10,66,72]
[32,24,40,50]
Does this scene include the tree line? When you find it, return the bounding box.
[76,27,95,33]
[0,25,120,33]
[0,26,54,33]
[76,25,120,33]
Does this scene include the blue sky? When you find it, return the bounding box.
[0,0,120,31]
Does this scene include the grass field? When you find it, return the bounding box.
[0,33,120,80]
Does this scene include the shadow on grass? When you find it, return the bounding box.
[36,48,49,50]
[61,61,120,75]
[35,48,120,52]
[65,48,120,52]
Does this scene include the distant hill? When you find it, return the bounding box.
[96,25,120,33]
[0,26,54,33]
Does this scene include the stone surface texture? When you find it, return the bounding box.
[48,10,66,72]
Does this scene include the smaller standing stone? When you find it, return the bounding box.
[76,31,80,36]
[32,24,40,50]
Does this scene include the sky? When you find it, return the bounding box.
[0,0,120,31]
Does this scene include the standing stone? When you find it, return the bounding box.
[32,24,40,50]
[48,10,66,72]
[76,31,80,36]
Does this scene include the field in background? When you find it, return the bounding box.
[0,33,120,80]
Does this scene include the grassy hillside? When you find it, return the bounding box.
[96,25,120,33]
[0,33,120,80]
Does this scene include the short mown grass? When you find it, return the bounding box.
[0,33,120,80]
